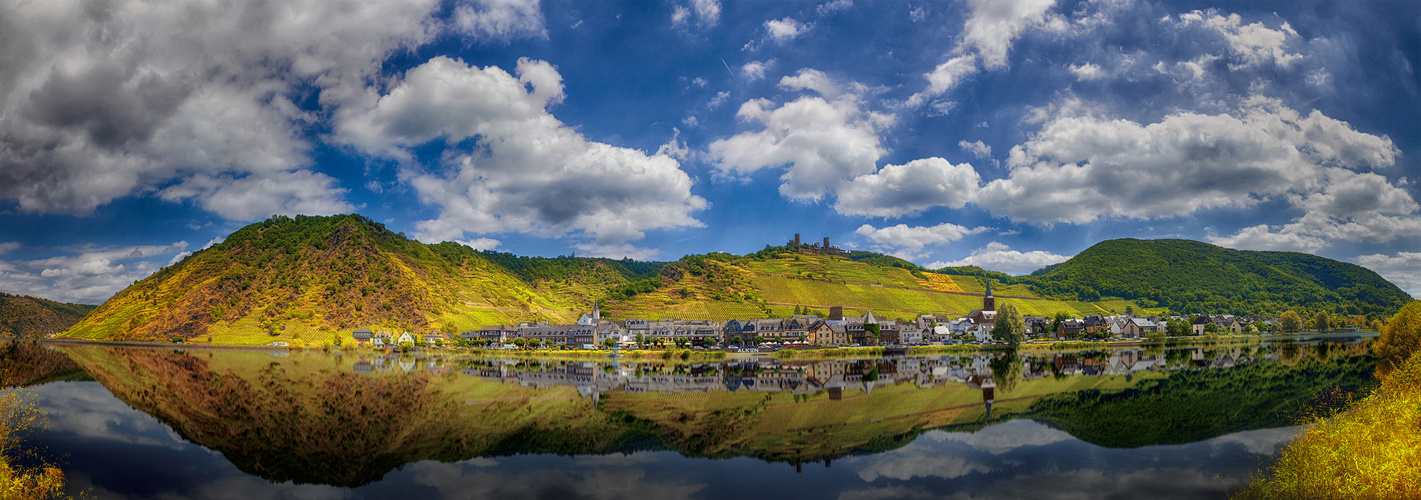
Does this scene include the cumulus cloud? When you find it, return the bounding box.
[741,60,773,81]
[929,242,1070,275]
[457,238,502,251]
[765,17,811,42]
[1168,10,1300,69]
[1207,225,1328,253]
[837,158,981,217]
[854,223,987,259]
[905,0,1058,108]
[1068,62,1105,80]
[1355,252,1421,297]
[960,0,1058,69]
[958,140,992,159]
[672,0,720,27]
[0,242,189,303]
[981,97,1404,235]
[906,54,979,108]
[708,70,892,201]
[336,56,706,247]
[452,0,547,41]
[0,0,450,220]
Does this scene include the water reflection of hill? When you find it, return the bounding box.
[1,340,89,387]
[51,340,1375,487]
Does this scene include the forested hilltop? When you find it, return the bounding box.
[56,215,1409,346]
[1014,239,1411,317]
[0,292,95,338]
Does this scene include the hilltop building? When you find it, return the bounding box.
[786,233,850,256]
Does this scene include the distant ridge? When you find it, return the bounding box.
[1019,238,1410,317]
[0,292,95,338]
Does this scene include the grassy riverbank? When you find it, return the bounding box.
[1234,351,1421,499]
[1235,301,1421,499]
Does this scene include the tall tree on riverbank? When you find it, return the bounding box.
[991,302,1026,346]
[1280,311,1303,333]
[1314,311,1331,332]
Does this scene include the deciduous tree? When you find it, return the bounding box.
[1280,311,1304,333]
[991,302,1026,346]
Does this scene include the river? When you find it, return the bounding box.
[3,336,1378,499]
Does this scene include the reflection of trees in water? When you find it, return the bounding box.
[989,351,1021,395]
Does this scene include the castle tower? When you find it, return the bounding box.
[823,237,830,249]
[983,280,995,311]
[795,233,801,246]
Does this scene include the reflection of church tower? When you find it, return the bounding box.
[983,387,994,419]
[983,280,995,311]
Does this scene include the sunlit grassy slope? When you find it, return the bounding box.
[607,252,1161,322]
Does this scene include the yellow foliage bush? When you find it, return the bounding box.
[0,388,67,499]
[1374,300,1421,369]
[1234,348,1421,499]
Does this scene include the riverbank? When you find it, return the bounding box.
[1233,350,1421,499]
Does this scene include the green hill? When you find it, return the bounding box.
[0,292,95,338]
[64,215,639,344]
[1018,239,1411,318]
[58,217,1408,345]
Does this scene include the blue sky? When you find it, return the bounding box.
[1,0,1419,304]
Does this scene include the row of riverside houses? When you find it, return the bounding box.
[350,281,1282,349]
[458,303,927,349]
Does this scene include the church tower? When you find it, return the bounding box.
[983,280,995,312]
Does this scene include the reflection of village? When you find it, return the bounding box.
[348,342,1353,411]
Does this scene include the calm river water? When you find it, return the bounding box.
[5,336,1378,499]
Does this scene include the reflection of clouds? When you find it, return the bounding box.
[66,469,347,500]
[840,468,1237,500]
[838,485,953,500]
[150,475,348,500]
[928,420,1073,454]
[408,455,705,500]
[31,382,185,450]
[1210,426,1304,456]
[855,454,990,482]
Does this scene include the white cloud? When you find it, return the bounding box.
[671,5,691,26]
[452,0,547,41]
[837,158,981,218]
[708,71,892,201]
[929,242,1070,275]
[708,91,731,109]
[1207,225,1328,253]
[816,0,853,16]
[1169,10,1300,69]
[906,54,978,108]
[1355,252,1421,297]
[573,242,661,261]
[0,243,19,255]
[1068,62,1105,80]
[0,242,189,303]
[741,60,773,81]
[692,0,722,25]
[336,56,706,247]
[765,17,811,42]
[854,223,987,259]
[457,238,502,251]
[981,97,1403,231]
[960,0,1058,69]
[959,140,992,159]
[779,68,841,97]
[0,0,445,220]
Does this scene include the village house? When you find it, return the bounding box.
[1121,318,1159,338]
[352,328,373,345]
